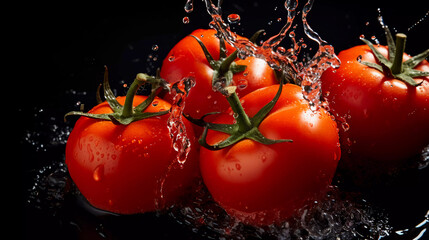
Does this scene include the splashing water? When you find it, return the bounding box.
[167,77,196,166]
[202,0,340,110]
[168,184,391,239]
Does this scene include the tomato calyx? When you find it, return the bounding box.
[191,29,265,95]
[184,76,292,150]
[360,27,429,86]
[65,66,170,125]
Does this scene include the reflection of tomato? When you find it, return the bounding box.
[66,96,199,214]
[321,44,429,170]
[160,29,277,120]
[199,84,341,225]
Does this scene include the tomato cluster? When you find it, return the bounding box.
[65,28,428,226]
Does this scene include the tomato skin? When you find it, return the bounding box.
[160,29,277,120]
[65,96,199,214]
[320,45,429,170]
[199,84,341,225]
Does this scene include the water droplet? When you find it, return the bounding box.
[168,55,175,62]
[277,46,286,54]
[183,16,190,24]
[277,17,282,22]
[93,165,104,182]
[341,122,350,132]
[237,79,248,90]
[227,13,241,23]
[151,45,159,51]
[152,100,159,107]
[357,55,363,63]
[359,34,365,39]
[184,0,193,13]
[235,163,241,170]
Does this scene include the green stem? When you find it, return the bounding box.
[226,89,252,131]
[218,50,238,77]
[121,73,148,118]
[391,33,407,75]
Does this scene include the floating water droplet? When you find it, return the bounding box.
[184,0,194,13]
[152,45,159,51]
[341,122,350,132]
[227,13,241,23]
[276,46,286,55]
[408,11,429,31]
[183,16,190,24]
[359,34,365,39]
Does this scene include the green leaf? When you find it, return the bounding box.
[103,67,122,112]
[252,79,283,127]
[384,27,396,60]
[360,61,384,72]
[64,111,112,122]
[134,87,159,113]
[395,73,421,86]
[247,128,292,145]
[407,69,429,78]
[249,29,265,44]
[404,49,429,69]
[190,35,216,68]
[219,37,227,59]
[360,38,391,68]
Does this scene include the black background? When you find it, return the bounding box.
[19,0,428,239]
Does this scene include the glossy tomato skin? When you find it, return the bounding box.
[66,96,199,214]
[199,84,341,225]
[160,29,277,120]
[321,45,429,171]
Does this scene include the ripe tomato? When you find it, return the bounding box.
[66,96,199,214]
[320,44,429,171]
[199,84,341,225]
[160,29,277,121]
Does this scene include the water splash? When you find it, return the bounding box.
[167,77,196,166]
[202,0,340,110]
[407,10,429,32]
[169,184,391,239]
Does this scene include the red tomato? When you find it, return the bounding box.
[321,45,429,171]
[66,96,199,214]
[199,84,341,225]
[160,29,277,121]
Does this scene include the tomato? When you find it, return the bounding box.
[160,29,277,123]
[320,37,429,172]
[66,95,199,214]
[199,84,341,225]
